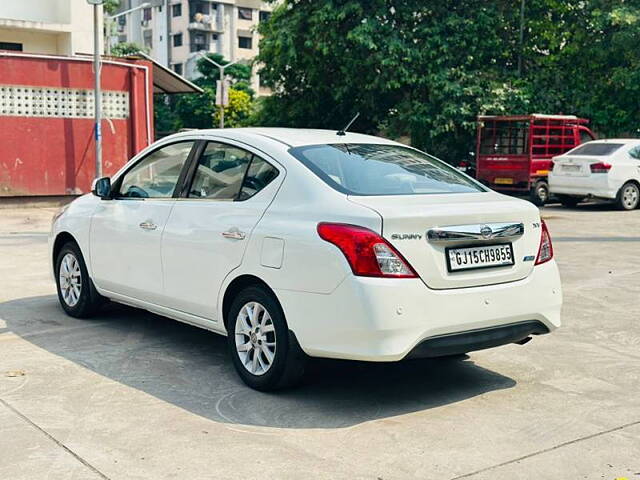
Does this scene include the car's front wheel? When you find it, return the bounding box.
[617,182,640,210]
[55,242,104,318]
[227,285,306,391]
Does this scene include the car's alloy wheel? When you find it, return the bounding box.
[234,301,277,376]
[227,285,306,391]
[618,182,640,210]
[59,252,82,307]
[55,242,104,318]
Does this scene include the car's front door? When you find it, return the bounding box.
[90,140,196,305]
[161,140,282,321]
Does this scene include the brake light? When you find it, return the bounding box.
[590,162,612,173]
[317,223,417,278]
[535,220,554,265]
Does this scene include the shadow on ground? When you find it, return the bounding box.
[1,295,516,429]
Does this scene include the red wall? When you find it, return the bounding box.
[0,54,154,196]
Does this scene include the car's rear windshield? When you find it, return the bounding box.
[569,143,624,156]
[289,143,485,196]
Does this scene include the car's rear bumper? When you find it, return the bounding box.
[549,173,618,199]
[276,260,562,361]
[405,320,549,358]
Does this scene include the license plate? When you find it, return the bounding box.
[562,164,580,172]
[446,244,514,272]
[494,177,513,185]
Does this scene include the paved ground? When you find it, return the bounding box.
[0,201,638,480]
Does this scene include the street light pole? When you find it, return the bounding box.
[93,2,103,179]
[198,53,240,129]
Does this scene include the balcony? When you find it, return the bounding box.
[188,16,222,33]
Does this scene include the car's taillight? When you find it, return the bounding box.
[535,220,554,265]
[590,162,612,173]
[317,223,417,278]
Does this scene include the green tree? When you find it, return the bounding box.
[256,0,640,161]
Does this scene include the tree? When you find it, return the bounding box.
[256,0,640,161]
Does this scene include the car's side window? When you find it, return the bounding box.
[188,142,253,199]
[238,155,279,201]
[118,141,195,198]
[629,146,640,160]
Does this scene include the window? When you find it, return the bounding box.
[238,7,252,20]
[188,143,253,199]
[238,36,252,49]
[259,11,271,22]
[212,33,218,41]
[172,3,182,16]
[143,7,152,21]
[239,156,279,200]
[289,144,485,196]
[569,143,624,156]
[118,142,195,198]
[173,33,183,47]
[0,42,23,51]
[173,63,183,75]
[629,146,640,160]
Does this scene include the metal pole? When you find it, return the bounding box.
[197,54,240,129]
[93,4,103,179]
[219,67,224,129]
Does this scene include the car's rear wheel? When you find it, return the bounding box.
[616,182,640,210]
[55,242,104,318]
[529,180,549,206]
[227,285,306,391]
[557,194,583,208]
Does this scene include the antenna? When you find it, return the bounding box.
[337,112,360,136]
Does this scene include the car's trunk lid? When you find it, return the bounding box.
[552,155,599,177]
[349,192,542,289]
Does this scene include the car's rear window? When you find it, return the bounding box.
[289,144,485,196]
[569,143,624,156]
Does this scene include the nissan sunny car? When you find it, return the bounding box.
[50,128,562,390]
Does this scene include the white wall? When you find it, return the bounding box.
[0,0,101,55]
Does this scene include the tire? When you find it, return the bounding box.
[529,180,549,206]
[226,285,306,391]
[55,242,104,318]
[557,195,582,208]
[616,182,640,210]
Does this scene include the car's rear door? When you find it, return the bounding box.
[90,140,196,305]
[161,140,283,321]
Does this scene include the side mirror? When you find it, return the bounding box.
[92,177,112,199]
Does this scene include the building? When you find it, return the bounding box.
[0,0,101,56]
[113,0,272,93]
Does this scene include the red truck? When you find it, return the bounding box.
[475,114,596,205]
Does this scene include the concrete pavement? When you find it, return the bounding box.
[0,202,638,479]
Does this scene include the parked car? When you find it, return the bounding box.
[476,114,595,206]
[549,139,640,210]
[50,129,562,390]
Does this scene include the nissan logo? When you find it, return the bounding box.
[480,225,493,239]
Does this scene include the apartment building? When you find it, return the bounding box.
[114,0,272,92]
[0,0,100,56]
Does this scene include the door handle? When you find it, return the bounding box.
[222,228,246,240]
[139,221,157,231]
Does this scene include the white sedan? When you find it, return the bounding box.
[549,139,640,210]
[50,129,562,390]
